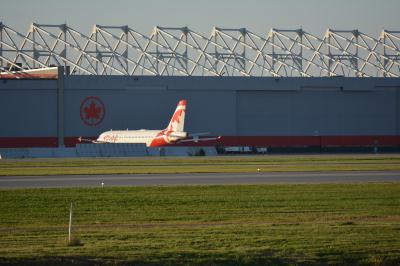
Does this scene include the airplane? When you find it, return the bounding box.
[79,99,220,147]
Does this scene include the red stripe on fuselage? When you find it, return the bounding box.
[148,130,169,147]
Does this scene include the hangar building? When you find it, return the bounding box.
[1,24,399,150]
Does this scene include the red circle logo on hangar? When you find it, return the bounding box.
[80,96,106,126]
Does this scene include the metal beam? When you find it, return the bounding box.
[1,23,399,77]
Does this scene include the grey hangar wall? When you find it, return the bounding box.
[0,76,399,148]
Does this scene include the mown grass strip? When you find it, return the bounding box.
[0,183,399,265]
[1,155,400,176]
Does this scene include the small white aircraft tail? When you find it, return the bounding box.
[166,99,186,133]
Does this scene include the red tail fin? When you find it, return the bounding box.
[166,99,186,132]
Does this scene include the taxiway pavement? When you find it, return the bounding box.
[0,171,399,189]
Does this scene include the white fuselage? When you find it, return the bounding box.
[97,130,161,147]
[94,99,189,147]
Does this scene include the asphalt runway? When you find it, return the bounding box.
[0,171,399,189]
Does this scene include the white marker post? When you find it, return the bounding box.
[68,202,73,243]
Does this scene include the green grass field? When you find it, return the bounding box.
[1,154,400,176]
[0,183,399,265]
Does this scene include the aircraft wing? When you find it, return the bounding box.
[178,135,221,143]
[78,137,107,144]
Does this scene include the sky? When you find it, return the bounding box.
[1,0,399,37]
